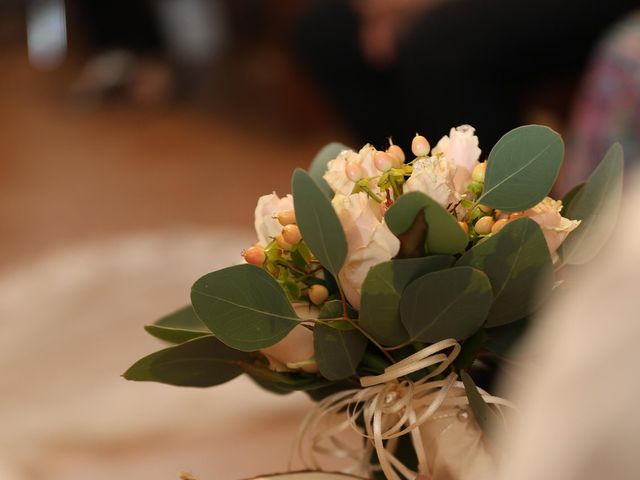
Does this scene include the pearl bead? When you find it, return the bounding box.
[457,409,470,422]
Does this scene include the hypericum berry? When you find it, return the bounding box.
[474,216,495,235]
[472,162,486,183]
[282,224,302,245]
[509,212,524,221]
[491,218,508,233]
[386,144,405,166]
[308,284,329,305]
[374,151,394,172]
[276,209,296,226]
[346,162,364,182]
[458,221,469,234]
[243,245,266,265]
[274,232,292,251]
[411,134,430,157]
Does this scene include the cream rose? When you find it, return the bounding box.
[254,192,293,246]
[523,197,581,254]
[324,145,382,196]
[433,125,482,195]
[260,303,319,373]
[332,192,400,309]
[404,154,458,208]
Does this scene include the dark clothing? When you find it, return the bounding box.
[294,0,638,150]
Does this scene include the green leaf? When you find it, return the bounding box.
[309,142,351,198]
[318,299,356,323]
[480,125,564,211]
[461,371,499,442]
[561,182,584,212]
[454,329,488,370]
[292,169,348,277]
[359,255,454,346]
[242,362,332,392]
[314,323,368,381]
[400,267,493,342]
[385,191,468,255]
[561,143,624,265]
[144,305,210,344]
[191,264,300,351]
[484,318,529,357]
[457,218,552,327]
[123,335,250,387]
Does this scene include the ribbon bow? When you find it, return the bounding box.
[294,339,514,480]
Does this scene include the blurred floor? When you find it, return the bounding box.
[0,42,347,271]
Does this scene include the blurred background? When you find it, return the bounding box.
[0,1,639,479]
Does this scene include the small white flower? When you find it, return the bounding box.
[324,145,383,196]
[254,192,293,246]
[404,155,458,208]
[433,125,482,194]
[332,192,400,309]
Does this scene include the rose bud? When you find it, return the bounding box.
[282,224,302,245]
[472,162,486,183]
[276,209,296,226]
[374,151,394,172]
[243,245,266,265]
[308,284,329,305]
[474,216,495,235]
[274,232,292,251]
[411,134,430,157]
[491,218,508,233]
[386,144,405,166]
[345,162,364,182]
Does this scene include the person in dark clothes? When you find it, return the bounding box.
[293,0,638,150]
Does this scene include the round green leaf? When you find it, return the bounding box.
[359,255,454,346]
[144,305,210,344]
[314,323,368,381]
[400,267,493,342]
[561,143,624,265]
[385,191,468,255]
[309,142,351,198]
[457,218,552,327]
[292,169,348,277]
[480,125,564,211]
[123,335,250,387]
[191,264,300,351]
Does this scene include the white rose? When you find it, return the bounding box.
[260,303,319,373]
[324,145,382,196]
[404,155,458,208]
[254,192,293,246]
[523,197,581,254]
[332,192,400,309]
[433,125,482,194]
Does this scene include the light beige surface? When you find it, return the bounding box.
[0,229,312,480]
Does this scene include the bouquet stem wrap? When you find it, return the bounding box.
[294,339,514,480]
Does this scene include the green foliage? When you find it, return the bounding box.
[454,329,488,370]
[480,125,564,211]
[400,267,493,343]
[484,318,529,357]
[359,256,454,346]
[292,169,347,277]
[385,191,468,255]
[123,335,250,387]
[457,218,552,327]
[314,323,368,381]
[561,182,585,212]
[191,264,300,351]
[561,143,624,265]
[144,305,210,344]
[308,142,351,198]
[461,371,499,442]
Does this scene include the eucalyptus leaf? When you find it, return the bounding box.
[123,335,250,387]
[484,318,529,357]
[454,329,488,370]
[309,142,351,198]
[144,305,210,344]
[191,264,300,351]
[400,267,493,343]
[480,125,564,211]
[385,191,468,255]
[292,169,348,277]
[242,362,332,392]
[561,182,584,212]
[314,323,368,380]
[561,143,624,265]
[461,371,499,442]
[359,255,454,346]
[457,218,552,327]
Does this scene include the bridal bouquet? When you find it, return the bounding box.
[125,125,623,480]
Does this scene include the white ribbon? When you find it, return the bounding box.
[293,339,514,480]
